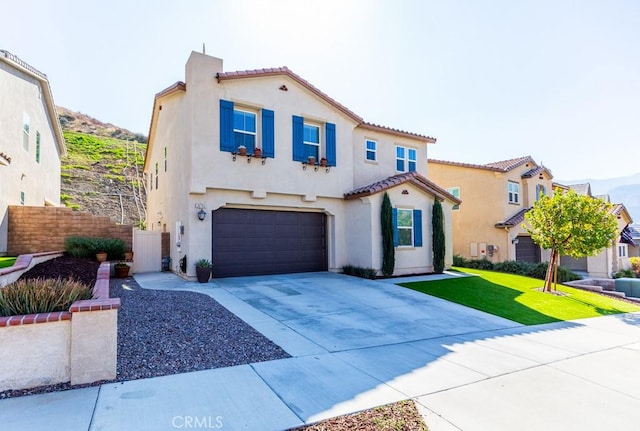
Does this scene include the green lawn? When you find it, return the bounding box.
[400,267,640,325]
[0,257,17,269]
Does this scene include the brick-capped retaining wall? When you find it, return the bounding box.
[0,261,120,390]
[7,205,132,256]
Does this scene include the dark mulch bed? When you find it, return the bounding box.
[1,256,290,399]
[18,256,100,286]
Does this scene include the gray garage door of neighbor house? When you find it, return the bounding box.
[515,235,541,263]
[211,208,328,277]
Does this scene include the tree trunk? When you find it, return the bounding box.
[543,249,557,292]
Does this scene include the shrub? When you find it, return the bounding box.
[343,264,377,280]
[631,257,640,276]
[432,199,445,274]
[456,258,580,283]
[614,269,636,279]
[453,254,467,266]
[381,193,395,277]
[64,236,125,260]
[0,277,93,317]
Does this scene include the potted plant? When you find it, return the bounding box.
[114,262,130,278]
[124,250,134,261]
[237,145,247,156]
[195,259,212,283]
[307,156,316,165]
[96,251,107,262]
[253,147,262,158]
[320,157,328,167]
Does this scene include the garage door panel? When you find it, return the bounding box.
[212,208,327,277]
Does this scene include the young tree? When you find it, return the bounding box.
[432,199,445,273]
[381,192,395,277]
[524,189,618,292]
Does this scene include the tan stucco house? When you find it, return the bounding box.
[0,50,65,255]
[428,156,553,263]
[145,51,460,279]
[559,185,635,278]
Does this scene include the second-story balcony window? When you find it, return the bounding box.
[233,109,257,152]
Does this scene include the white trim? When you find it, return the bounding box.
[365,139,377,161]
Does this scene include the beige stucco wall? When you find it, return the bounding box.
[0,61,62,254]
[0,320,71,390]
[70,309,118,385]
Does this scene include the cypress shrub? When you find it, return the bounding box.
[381,192,395,277]
[432,199,445,273]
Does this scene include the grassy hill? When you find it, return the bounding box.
[58,107,147,227]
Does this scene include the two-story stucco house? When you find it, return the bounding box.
[145,51,460,279]
[428,156,553,263]
[0,50,65,255]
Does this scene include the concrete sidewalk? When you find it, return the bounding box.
[2,272,640,431]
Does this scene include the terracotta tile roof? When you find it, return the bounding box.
[429,156,535,173]
[359,123,436,143]
[217,66,436,142]
[568,183,592,196]
[217,67,364,123]
[344,171,461,204]
[484,156,535,171]
[495,208,531,228]
[521,165,553,180]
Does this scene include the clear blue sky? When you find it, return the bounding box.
[3,0,639,180]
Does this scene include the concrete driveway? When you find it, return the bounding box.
[3,271,640,431]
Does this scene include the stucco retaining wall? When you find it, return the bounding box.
[0,262,119,391]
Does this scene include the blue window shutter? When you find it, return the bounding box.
[292,115,304,161]
[220,99,234,152]
[325,122,336,166]
[262,109,275,158]
[392,208,398,247]
[413,209,423,247]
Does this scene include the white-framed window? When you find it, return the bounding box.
[447,187,460,210]
[397,208,414,246]
[23,113,29,151]
[365,139,377,161]
[233,108,257,151]
[618,244,628,258]
[396,146,417,172]
[303,122,321,160]
[20,191,25,205]
[536,184,546,201]
[508,181,520,204]
[35,131,41,163]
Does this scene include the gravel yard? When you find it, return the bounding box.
[1,257,290,399]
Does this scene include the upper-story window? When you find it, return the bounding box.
[23,113,29,151]
[508,181,520,204]
[536,184,546,201]
[303,122,320,160]
[447,187,460,210]
[20,191,25,205]
[365,139,377,161]
[220,100,274,157]
[396,146,416,172]
[233,109,257,152]
[292,115,336,166]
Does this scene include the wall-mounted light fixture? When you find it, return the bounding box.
[195,203,206,221]
[511,238,519,245]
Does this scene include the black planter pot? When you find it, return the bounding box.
[196,266,211,283]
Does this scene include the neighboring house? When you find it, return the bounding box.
[145,51,460,279]
[428,156,553,263]
[559,186,635,278]
[0,50,65,255]
[625,224,640,258]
